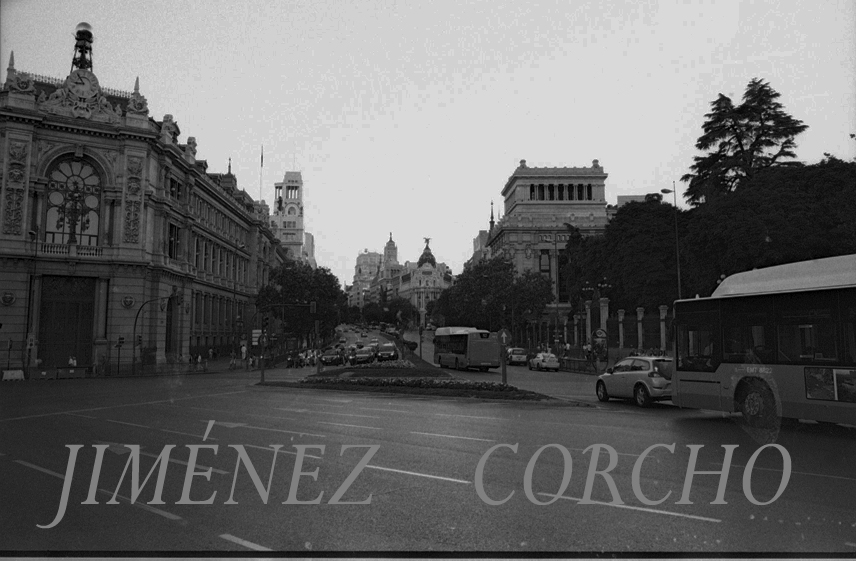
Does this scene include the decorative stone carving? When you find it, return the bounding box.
[96,149,118,167]
[185,137,197,157]
[38,70,122,124]
[127,156,143,178]
[123,200,141,243]
[5,72,35,93]
[3,188,24,234]
[7,168,25,184]
[37,140,56,157]
[126,179,141,196]
[160,114,179,144]
[9,141,28,164]
[126,77,149,115]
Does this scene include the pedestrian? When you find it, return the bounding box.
[208,348,214,360]
[229,350,236,369]
[196,354,203,372]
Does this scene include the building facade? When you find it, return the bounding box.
[0,24,281,373]
[347,249,382,308]
[486,158,612,343]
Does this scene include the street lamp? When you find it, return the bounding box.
[660,184,682,300]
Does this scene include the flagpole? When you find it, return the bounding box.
[259,145,263,201]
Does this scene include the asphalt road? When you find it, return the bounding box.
[2,363,855,555]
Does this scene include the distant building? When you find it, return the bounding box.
[347,249,382,308]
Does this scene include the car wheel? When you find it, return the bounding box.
[634,384,651,407]
[528,363,532,370]
[596,381,610,402]
[738,380,776,428]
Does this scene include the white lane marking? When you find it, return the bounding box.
[728,463,856,483]
[242,443,323,460]
[239,424,326,438]
[317,422,381,430]
[65,413,98,419]
[0,390,249,422]
[359,407,410,413]
[106,419,150,429]
[161,403,297,424]
[98,489,182,521]
[161,429,217,440]
[15,460,65,479]
[845,542,856,548]
[366,464,471,484]
[539,493,721,523]
[411,431,495,442]
[275,408,381,419]
[93,440,229,475]
[436,413,503,420]
[219,533,272,552]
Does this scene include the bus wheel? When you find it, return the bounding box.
[738,380,776,428]
[479,366,488,372]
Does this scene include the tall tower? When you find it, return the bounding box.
[271,171,305,260]
[383,232,398,266]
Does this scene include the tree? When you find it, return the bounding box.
[682,78,809,205]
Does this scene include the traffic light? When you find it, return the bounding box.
[117,336,125,348]
[136,334,142,347]
[263,316,269,332]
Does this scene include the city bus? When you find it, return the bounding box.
[673,253,856,427]
[433,327,501,371]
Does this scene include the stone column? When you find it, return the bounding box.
[617,309,625,349]
[659,305,669,351]
[599,297,609,331]
[573,314,580,347]
[636,307,645,350]
[584,301,592,344]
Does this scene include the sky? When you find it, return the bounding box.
[2,0,854,289]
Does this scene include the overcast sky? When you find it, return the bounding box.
[2,0,854,288]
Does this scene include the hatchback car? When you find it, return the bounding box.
[507,347,528,366]
[376,342,399,361]
[529,353,560,371]
[596,356,674,407]
[320,350,343,366]
[351,348,375,365]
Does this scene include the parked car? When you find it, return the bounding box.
[377,342,399,361]
[596,356,674,407]
[507,347,528,366]
[351,348,375,365]
[529,352,560,372]
[320,349,343,366]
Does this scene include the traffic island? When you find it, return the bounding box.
[258,367,556,401]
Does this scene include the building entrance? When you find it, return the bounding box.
[38,275,97,368]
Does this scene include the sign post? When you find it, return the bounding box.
[498,328,512,385]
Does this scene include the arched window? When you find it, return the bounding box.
[45,157,102,245]
[287,206,297,215]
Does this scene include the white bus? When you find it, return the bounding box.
[433,327,500,372]
[673,254,856,427]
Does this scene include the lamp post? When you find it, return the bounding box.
[581,280,594,348]
[660,184,682,300]
[231,241,246,353]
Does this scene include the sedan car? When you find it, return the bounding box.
[319,350,343,366]
[528,353,560,371]
[351,348,375,365]
[596,356,673,407]
[507,347,528,366]
[376,342,399,361]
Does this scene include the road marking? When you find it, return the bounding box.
[436,413,503,420]
[359,407,410,413]
[161,429,217,440]
[317,421,381,430]
[366,464,471,484]
[275,408,380,419]
[106,419,150,429]
[239,424,326,438]
[539,493,721,523]
[64,413,98,419]
[728,463,856,483]
[0,390,249,422]
[845,542,856,548]
[99,489,182,521]
[242,443,323,460]
[15,460,65,479]
[93,440,229,475]
[411,431,495,442]
[219,533,272,551]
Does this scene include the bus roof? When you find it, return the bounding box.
[434,326,489,336]
[706,253,856,299]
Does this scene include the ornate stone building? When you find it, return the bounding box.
[394,239,453,326]
[0,24,282,374]
[347,249,382,308]
[486,158,615,344]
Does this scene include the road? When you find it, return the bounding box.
[2,361,855,554]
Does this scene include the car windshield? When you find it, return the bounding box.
[380,344,395,350]
[543,354,557,359]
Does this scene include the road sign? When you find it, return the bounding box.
[497,328,512,346]
[252,329,262,345]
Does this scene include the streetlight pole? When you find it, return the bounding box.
[661,184,682,300]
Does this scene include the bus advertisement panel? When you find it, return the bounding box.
[673,254,856,428]
[433,327,500,371]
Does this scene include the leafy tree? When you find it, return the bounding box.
[682,78,809,205]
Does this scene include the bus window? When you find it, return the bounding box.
[676,306,720,372]
[776,291,838,363]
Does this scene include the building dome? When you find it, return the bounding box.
[417,240,436,268]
